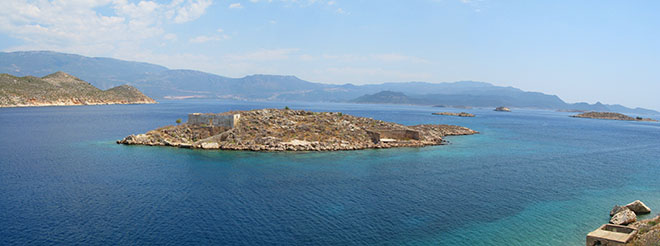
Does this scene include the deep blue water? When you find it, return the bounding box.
[1,100,660,245]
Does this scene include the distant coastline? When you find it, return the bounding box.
[1,51,656,115]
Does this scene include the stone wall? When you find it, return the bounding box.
[365,129,421,143]
[365,130,381,144]
[586,224,637,246]
[378,129,420,140]
[187,113,240,128]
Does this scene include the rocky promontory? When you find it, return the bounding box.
[117,108,478,151]
[571,112,657,122]
[432,112,475,117]
[0,72,156,107]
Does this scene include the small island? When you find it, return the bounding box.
[118,108,478,151]
[571,112,657,122]
[0,72,156,107]
[494,106,511,112]
[432,112,475,117]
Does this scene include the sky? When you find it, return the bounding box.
[0,0,659,110]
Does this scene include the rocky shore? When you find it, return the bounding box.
[432,112,475,117]
[627,216,660,246]
[117,108,478,151]
[571,112,657,122]
[587,200,657,246]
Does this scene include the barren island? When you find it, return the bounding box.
[118,108,478,151]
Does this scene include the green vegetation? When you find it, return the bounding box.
[176,119,182,125]
[284,106,290,110]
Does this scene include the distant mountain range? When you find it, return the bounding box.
[0,50,656,114]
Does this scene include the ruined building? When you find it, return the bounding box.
[187,113,241,128]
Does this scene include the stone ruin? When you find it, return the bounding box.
[586,200,652,246]
[365,129,421,144]
[187,113,241,128]
[586,224,637,246]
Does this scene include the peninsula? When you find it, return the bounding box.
[571,112,657,122]
[0,72,156,107]
[117,108,478,151]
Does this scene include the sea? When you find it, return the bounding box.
[1,100,659,245]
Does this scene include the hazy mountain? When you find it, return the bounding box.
[352,91,413,104]
[0,50,656,114]
[0,51,168,90]
[351,90,658,114]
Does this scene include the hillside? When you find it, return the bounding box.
[0,72,156,107]
[0,51,656,114]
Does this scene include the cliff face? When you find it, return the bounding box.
[0,71,156,107]
[118,109,478,151]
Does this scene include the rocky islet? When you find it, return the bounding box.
[118,108,478,151]
[431,112,475,117]
[571,112,657,122]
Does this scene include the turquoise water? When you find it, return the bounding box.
[1,100,659,245]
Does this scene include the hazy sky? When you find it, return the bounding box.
[0,0,658,109]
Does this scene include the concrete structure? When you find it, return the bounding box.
[187,113,240,128]
[586,224,637,246]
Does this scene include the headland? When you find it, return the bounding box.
[0,72,156,107]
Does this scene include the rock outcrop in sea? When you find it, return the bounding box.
[494,106,511,112]
[625,200,652,214]
[607,200,651,226]
[117,108,478,151]
[610,207,637,225]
